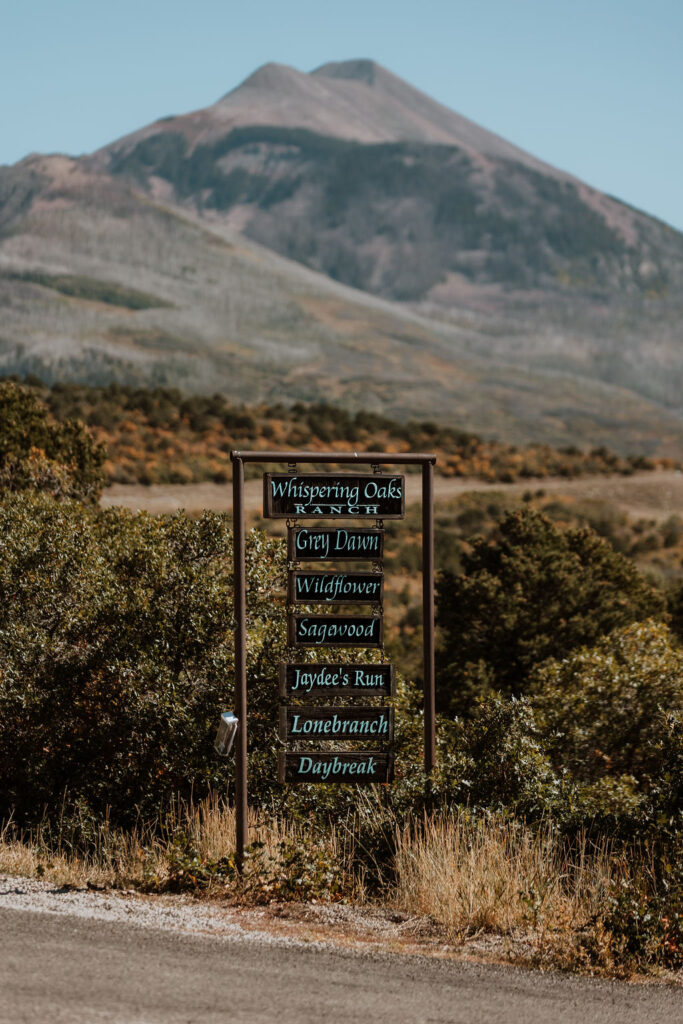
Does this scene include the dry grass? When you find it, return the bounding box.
[393,813,614,941]
[0,800,662,976]
[0,798,280,890]
[0,796,352,895]
[0,800,620,917]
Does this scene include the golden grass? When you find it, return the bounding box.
[0,799,264,889]
[0,798,644,974]
[0,800,618,917]
[393,813,614,941]
[0,796,350,894]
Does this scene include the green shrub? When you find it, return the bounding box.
[667,580,683,643]
[0,381,106,503]
[428,621,682,840]
[435,508,666,715]
[0,494,285,827]
[532,620,683,790]
[433,695,563,820]
[601,852,683,972]
[0,492,419,833]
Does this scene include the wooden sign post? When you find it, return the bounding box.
[230,450,436,870]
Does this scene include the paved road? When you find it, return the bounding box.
[1,906,680,1024]
[101,470,683,522]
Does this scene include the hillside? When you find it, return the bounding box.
[0,60,682,453]
[34,381,665,486]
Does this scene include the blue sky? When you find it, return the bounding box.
[2,0,682,229]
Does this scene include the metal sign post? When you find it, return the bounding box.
[422,459,436,773]
[230,450,436,870]
[232,455,248,869]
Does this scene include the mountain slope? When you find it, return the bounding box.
[99,59,683,301]
[0,60,681,453]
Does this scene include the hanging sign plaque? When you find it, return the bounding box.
[279,706,394,742]
[288,527,384,561]
[288,571,383,605]
[278,751,394,784]
[288,614,383,648]
[279,663,395,698]
[264,474,404,519]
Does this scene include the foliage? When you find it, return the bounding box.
[0,484,680,972]
[426,622,682,860]
[667,579,683,642]
[433,695,563,819]
[0,491,418,831]
[145,831,346,901]
[602,854,682,971]
[435,508,666,715]
[243,839,346,903]
[13,378,662,487]
[143,829,238,893]
[0,493,284,826]
[532,620,683,790]
[1,458,671,847]
[0,381,106,503]
[384,491,682,689]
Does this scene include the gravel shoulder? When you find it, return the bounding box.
[0,873,528,959]
[2,875,681,1024]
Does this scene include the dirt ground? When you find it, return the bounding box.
[101,470,683,522]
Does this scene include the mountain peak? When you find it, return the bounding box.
[226,62,307,96]
[311,59,383,86]
[107,57,566,177]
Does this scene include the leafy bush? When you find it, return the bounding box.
[667,580,683,643]
[0,491,418,832]
[435,508,666,715]
[603,856,682,971]
[533,620,683,792]
[0,493,285,827]
[148,831,347,901]
[430,620,682,840]
[434,695,562,820]
[0,381,106,503]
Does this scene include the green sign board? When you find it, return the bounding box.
[279,663,395,698]
[288,527,384,561]
[288,614,383,648]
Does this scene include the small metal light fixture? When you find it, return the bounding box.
[214,712,239,756]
